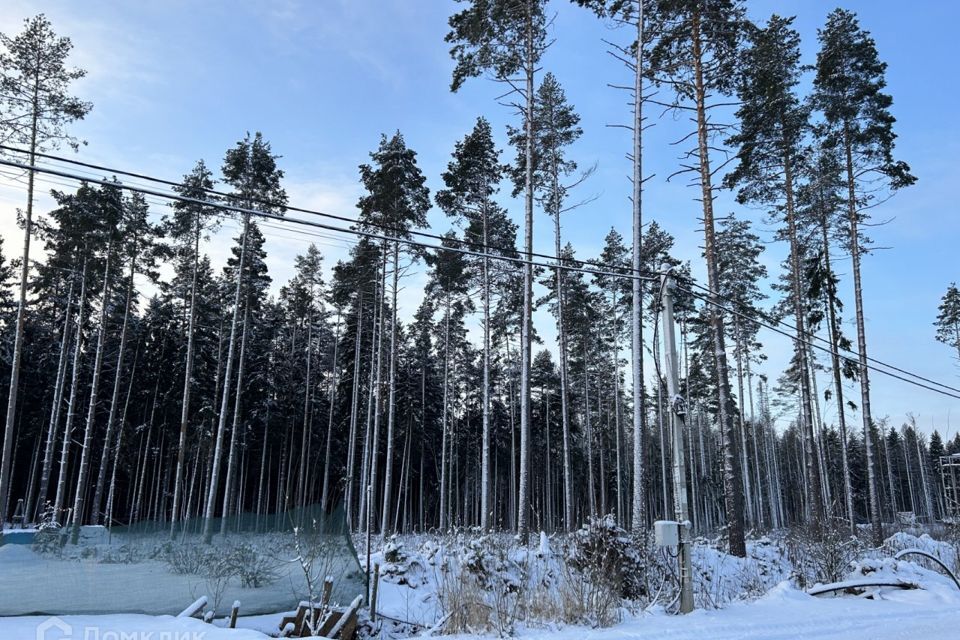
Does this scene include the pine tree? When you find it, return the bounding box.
[203,132,285,542]
[645,0,748,556]
[0,14,91,520]
[447,0,548,538]
[935,284,960,364]
[573,0,650,536]
[724,14,824,531]
[510,72,585,530]
[813,8,916,545]
[169,161,218,533]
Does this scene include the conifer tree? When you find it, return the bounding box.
[436,117,511,531]
[203,133,285,542]
[0,14,91,520]
[447,0,548,537]
[572,0,650,535]
[813,8,915,545]
[169,161,218,533]
[357,132,429,536]
[510,72,585,530]
[935,284,960,364]
[424,233,473,529]
[713,213,767,528]
[645,0,748,556]
[725,14,824,531]
[90,192,163,526]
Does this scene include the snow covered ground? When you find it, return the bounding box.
[440,582,960,640]
[0,613,269,639]
[2,529,959,639]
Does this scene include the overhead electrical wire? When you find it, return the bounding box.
[2,151,957,404]
[0,155,659,285]
[0,143,661,280]
[676,282,960,401]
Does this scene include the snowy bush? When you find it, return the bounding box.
[226,542,278,588]
[567,514,645,600]
[165,544,215,575]
[785,525,865,587]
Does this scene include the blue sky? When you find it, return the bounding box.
[0,0,957,436]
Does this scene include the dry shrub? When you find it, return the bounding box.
[786,524,865,588]
[567,515,645,600]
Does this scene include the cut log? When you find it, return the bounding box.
[177,596,207,619]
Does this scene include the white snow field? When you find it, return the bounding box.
[0,613,269,639]
[2,530,959,639]
[1,578,956,640]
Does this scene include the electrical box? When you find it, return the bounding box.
[654,520,679,547]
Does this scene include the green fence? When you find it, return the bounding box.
[0,503,365,617]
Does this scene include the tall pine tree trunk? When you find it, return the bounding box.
[630,3,647,536]
[0,92,40,520]
[71,248,113,541]
[221,304,250,534]
[439,299,452,530]
[93,253,136,524]
[554,214,574,531]
[171,212,202,533]
[322,309,342,512]
[517,2,536,540]
[844,123,883,545]
[298,311,314,507]
[367,250,387,534]
[480,206,492,531]
[820,213,855,531]
[692,9,745,556]
[203,213,250,543]
[346,296,364,528]
[381,244,400,535]
[784,159,824,529]
[34,277,74,521]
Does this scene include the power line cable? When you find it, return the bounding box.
[0,144,661,280]
[0,156,659,285]
[4,152,957,403]
[681,278,960,396]
[677,283,960,402]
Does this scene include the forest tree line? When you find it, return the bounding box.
[0,2,957,554]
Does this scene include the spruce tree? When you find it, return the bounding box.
[713,213,767,529]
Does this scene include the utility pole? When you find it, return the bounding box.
[661,269,694,614]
